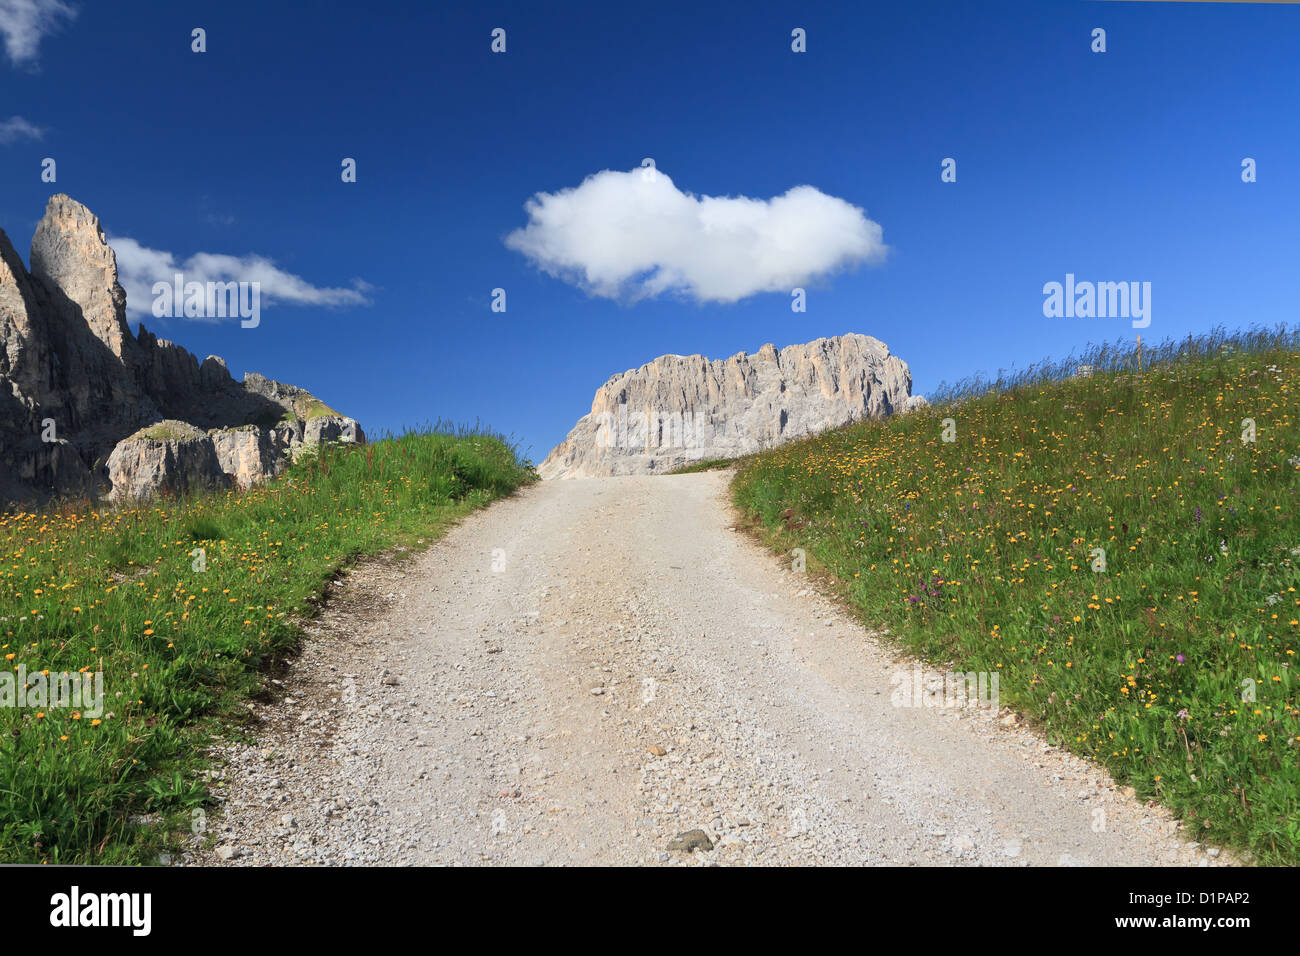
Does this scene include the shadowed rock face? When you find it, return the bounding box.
[539,334,925,479]
[1,194,364,507]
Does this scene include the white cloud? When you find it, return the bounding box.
[505,168,886,304]
[0,114,43,143]
[0,0,76,67]
[110,236,371,319]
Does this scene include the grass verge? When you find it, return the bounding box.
[0,424,535,863]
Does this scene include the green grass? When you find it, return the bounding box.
[732,325,1300,864]
[297,398,340,420]
[0,425,535,863]
[134,421,206,443]
[670,456,746,475]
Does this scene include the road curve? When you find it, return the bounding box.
[195,473,1226,867]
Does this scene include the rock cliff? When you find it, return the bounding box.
[0,195,363,506]
[539,334,924,478]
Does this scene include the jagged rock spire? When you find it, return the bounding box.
[30,193,134,363]
[0,195,364,506]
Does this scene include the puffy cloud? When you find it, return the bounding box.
[0,0,76,67]
[110,236,371,319]
[505,168,886,303]
[0,114,44,143]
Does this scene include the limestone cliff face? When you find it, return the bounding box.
[539,334,924,479]
[0,195,364,506]
[0,226,46,397]
[30,194,133,363]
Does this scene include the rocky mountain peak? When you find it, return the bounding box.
[0,195,364,506]
[30,193,133,363]
[540,333,926,479]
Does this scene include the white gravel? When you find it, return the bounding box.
[182,472,1234,867]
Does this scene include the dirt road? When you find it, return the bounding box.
[193,473,1226,866]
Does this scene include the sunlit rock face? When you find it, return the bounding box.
[540,333,920,478]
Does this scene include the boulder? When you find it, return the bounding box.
[105,421,230,502]
[210,425,280,489]
[302,415,365,451]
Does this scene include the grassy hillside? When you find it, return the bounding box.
[733,327,1299,864]
[0,426,535,863]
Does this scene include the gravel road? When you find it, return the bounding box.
[189,473,1230,866]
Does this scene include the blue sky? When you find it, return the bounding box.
[1,0,1296,464]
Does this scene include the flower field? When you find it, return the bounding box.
[733,327,1300,863]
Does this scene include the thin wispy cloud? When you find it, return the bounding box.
[110,236,372,320]
[0,114,43,143]
[505,168,887,304]
[0,0,76,67]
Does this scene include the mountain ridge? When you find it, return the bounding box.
[539,332,925,478]
[0,195,363,506]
